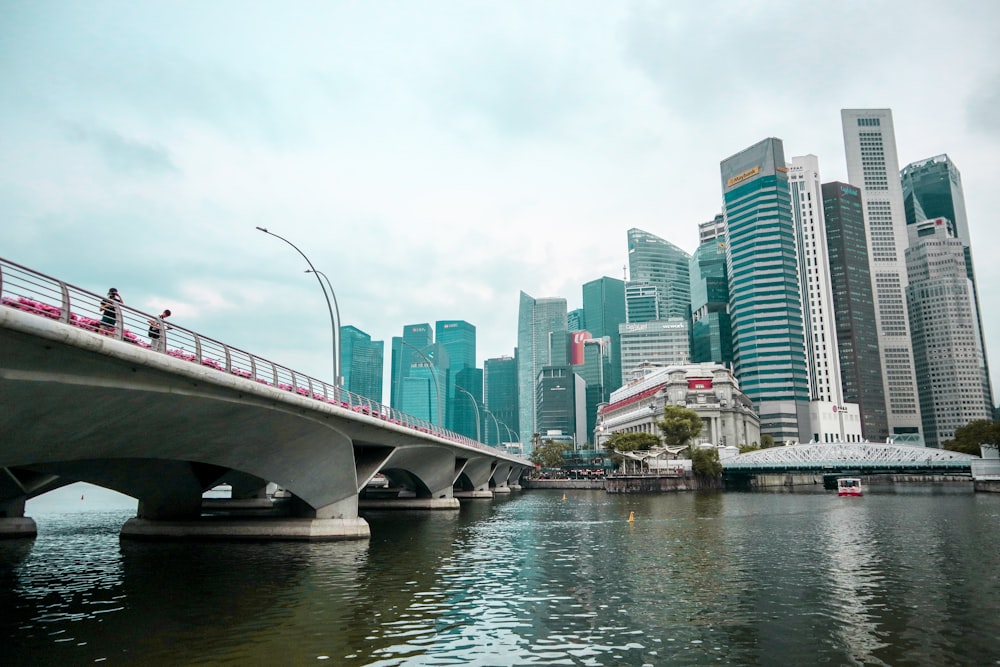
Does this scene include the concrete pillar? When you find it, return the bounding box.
[0,497,36,538]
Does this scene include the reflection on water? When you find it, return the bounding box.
[2,485,999,665]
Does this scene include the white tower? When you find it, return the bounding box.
[841,109,922,440]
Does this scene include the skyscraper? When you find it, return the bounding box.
[484,355,519,446]
[905,218,992,447]
[841,109,922,439]
[689,217,732,365]
[901,154,992,408]
[436,320,477,434]
[624,281,659,323]
[391,323,447,426]
[516,291,567,450]
[822,181,889,441]
[721,137,810,442]
[618,319,690,382]
[581,276,626,391]
[627,228,692,320]
[340,325,384,403]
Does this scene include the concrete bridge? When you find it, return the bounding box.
[723,441,979,488]
[0,258,533,541]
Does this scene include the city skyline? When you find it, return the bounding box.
[3,2,999,402]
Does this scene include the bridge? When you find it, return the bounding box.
[0,258,533,541]
[723,442,979,487]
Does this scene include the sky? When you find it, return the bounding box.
[3,1,1000,404]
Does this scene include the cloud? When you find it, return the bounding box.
[65,123,178,175]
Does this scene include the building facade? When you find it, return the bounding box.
[597,364,760,449]
[582,276,626,392]
[535,366,587,447]
[689,218,732,365]
[822,181,889,441]
[721,137,810,442]
[905,218,992,447]
[516,291,568,451]
[484,355,519,446]
[841,108,922,439]
[626,228,692,321]
[619,318,690,382]
[435,319,477,435]
[340,325,384,404]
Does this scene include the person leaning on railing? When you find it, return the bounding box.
[147,309,171,351]
[99,288,123,333]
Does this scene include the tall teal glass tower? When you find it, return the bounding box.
[340,325,384,403]
[689,228,732,365]
[485,355,518,446]
[436,320,478,438]
[626,228,691,320]
[391,323,447,426]
[581,276,625,391]
[721,137,809,442]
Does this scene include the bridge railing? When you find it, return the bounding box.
[0,256,520,460]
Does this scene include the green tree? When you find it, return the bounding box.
[739,443,760,454]
[530,439,570,469]
[604,431,661,466]
[760,434,776,449]
[943,419,1000,455]
[656,405,703,448]
[689,446,723,478]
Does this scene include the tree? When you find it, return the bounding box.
[760,434,776,449]
[739,443,760,454]
[943,419,1000,455]
[656,405,703,448]
[530,439,570,469]
[689,446,723,478]
[604,431,661,467]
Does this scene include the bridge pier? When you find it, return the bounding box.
[0,498,36,539]
[121,516,369,540]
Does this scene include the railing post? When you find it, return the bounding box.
[59,282,71,324]
[194,333,203,364]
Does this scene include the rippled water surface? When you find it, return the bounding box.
[3,484,999,666]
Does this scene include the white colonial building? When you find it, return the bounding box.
[596,363,760,448]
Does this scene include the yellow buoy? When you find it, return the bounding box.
[628,511,635,523]
[562,493,567,501]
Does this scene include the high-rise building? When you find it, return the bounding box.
[618,318,690,382]
[582,276,626,391]
[569,334,612,445]
[535,366,587,447]
[391,323,447,426]
[822,181,889,441]
[484,355,519,446]
[340,325,384,404]
[689,217,732,365]
[624,281,659,323]
[516,292,568,450]
[841,109,922,439]
[788,155,844,405]
[626,228,692,320]
[436,320,477,434]
[567,308,585,332]
[905,218,992,447]
[901,154,992,408]
[454,366,484,442]
[721,137,810,442]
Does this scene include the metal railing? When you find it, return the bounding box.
[0,257,519,460]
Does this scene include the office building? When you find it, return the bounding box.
[905,218,992,447]
[689,218,732,365]
[582,276,626,391]
[485,355,519,446]
[841,109,922,438]
[535,366,587,447]
[340,325,384,404]
[901,154,992,408]
[391,323,447,426]
[625,281,660,323]
[627,228,692,320]
[822,181,889,441]
[619,318,690,382]
[436,319,477,434]
[721,137,810,442]
[517,291,568,451]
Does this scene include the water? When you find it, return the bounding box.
[3,483,999,666]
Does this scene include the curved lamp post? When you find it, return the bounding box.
[304,269,342,386]
[398,338,443,427]
[256,226,340,386]
[454,384,482,443]
[483,407,502,446]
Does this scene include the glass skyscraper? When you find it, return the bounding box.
[340,325,384,404]
[436,320,477,436]
[689,218,732,365]
[484,355,519,446]
[391,323,447,426]
[581,276,626,392]
[822,181,889,441]
[516,291,567,451]
[901,154,992,409]
[626,228,692,320]
[721,137,809,442]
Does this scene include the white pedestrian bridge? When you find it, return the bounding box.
[723,441,978,476]
[0,257,532,541]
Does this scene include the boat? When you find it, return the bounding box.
[837,477,863,497]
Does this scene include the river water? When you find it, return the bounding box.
[2,483,998,666]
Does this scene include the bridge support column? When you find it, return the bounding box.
[0,497,36,539]
[359,447,461,510]
[454,457,495,500]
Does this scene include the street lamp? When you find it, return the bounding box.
[483,407,502,446]
[256,227,339,386]
[454,384,481,443]
[398,338,443,427]
[304,269,342,386]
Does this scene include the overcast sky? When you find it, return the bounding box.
[3,1,1000,402]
